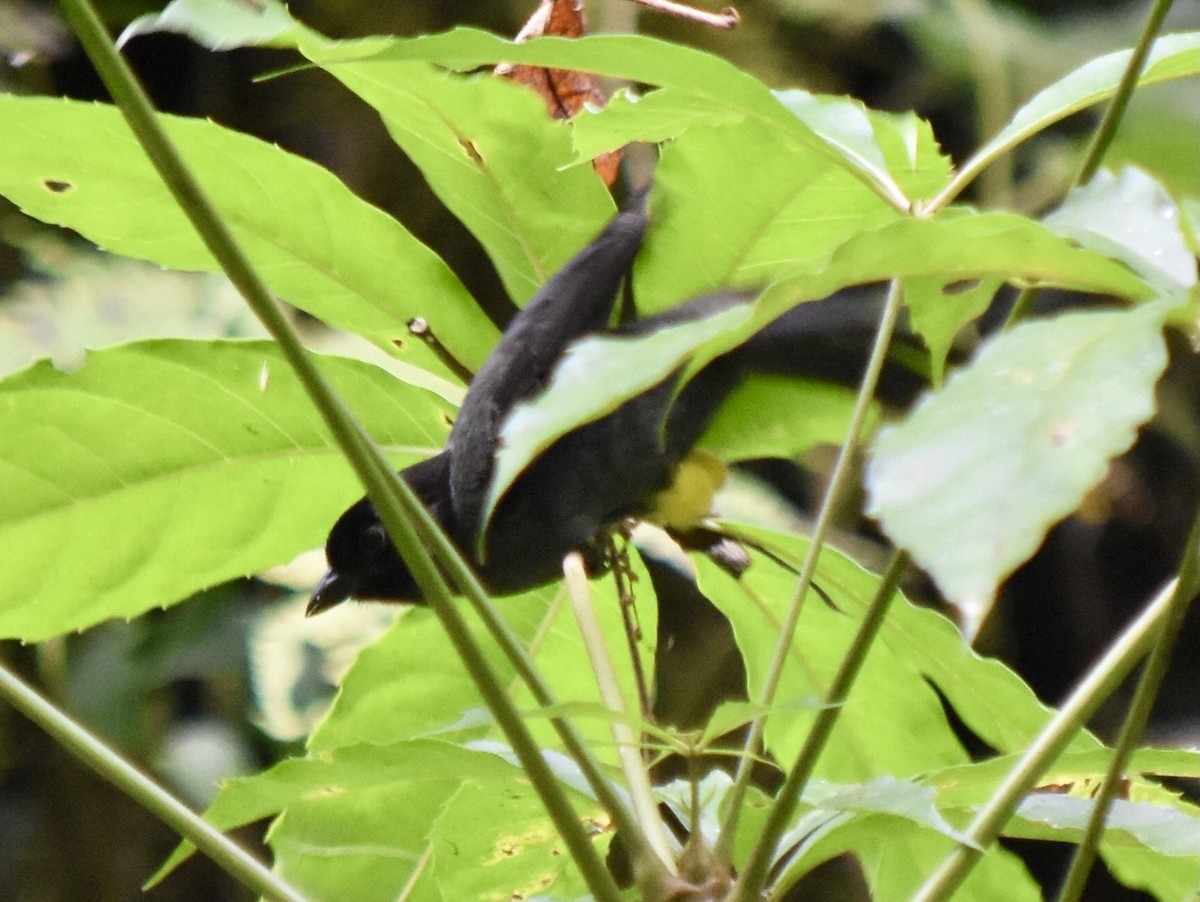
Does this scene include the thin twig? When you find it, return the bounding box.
[0,663,309,902]
[1002,0,1176,330]
[714,278,907,867]
[730,550,910,902]
[611,531,655,720]
[1054,511,1200,902]
[911,576,1180,902]
[627,0,739,29]
[564,553,677,870]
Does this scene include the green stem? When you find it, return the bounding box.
[911,575,1179,902]
[0,662,309,902]
[949,0,1013,209]
[714,279,906,866]
[1075,0,1176,186]
[730,550,910,902]
[925,0,1177,215]
[1054,514,1200,902]
[56,2,630,898]
[1001,0,1175,331]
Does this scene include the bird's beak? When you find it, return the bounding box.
[306,569,353,617]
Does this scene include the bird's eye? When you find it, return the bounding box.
[365,522,390,551]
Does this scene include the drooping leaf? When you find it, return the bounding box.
[311,58,617,304]
[805,776,971,845]
[866,299,1175,628]
[0,340,452,640]
[0,95,494,375]
[481,300,754,542]
[772,809,1043,902]
[121,0,619,303]
[929,749,1200,902]
[902,275,1003,385]
[1043,166,1197,293]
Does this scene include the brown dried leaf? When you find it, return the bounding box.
[497,0,622,185]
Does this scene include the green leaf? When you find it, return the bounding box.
[806,776,972,846]
[866,300,1175,626]
[707,523,1100,761]
[160,739,599,902]
[424,772,595,902]
[1014,794,1200,857]
[480,300,754,545]
[696,545,970,781]
[309,592,555,751]
[929,749,1200,901]
[126,2,939,211]
[697,375,878,462]
[0,340,452,640]
[309,58,617,304]
[0,95,495,373]
[635,120,905,312]
[120,0,306,50]
[773,810,1043,902]
[902,276,1003,385]
[939,31,1200,204]
[121,1,621,303]
[312,553,658,772]
[1043,166,1197,293]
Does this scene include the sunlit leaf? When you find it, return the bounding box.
[941,31,1200,203]
[0,340,451,640]
[867,300,1175,629]
[0,95,493,374]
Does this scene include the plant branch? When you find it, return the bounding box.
[925,0,1177,215]
[0,662,309,902]
[56,2,630,898]
[1002,0,1175,324]
[911,575,1180,902]
[627,0,740,29]
[714,278,906,866]
[729,549,910,902]
[1075,0,1176,186]
[564,553,677,870]
[1054,512,1200,902]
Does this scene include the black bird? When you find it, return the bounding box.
[308,197,890,614]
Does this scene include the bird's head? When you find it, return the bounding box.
[307,452,453,615]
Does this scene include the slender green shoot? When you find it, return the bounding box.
[0,662,310,902]
[714,278,906,865]
[1002,0,1176,329]
[730,550,910,902]
[1054,511,1200,902]
[911,575,1179,902]
[564,553,677,870]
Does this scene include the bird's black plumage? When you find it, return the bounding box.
[309,198,889,614]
